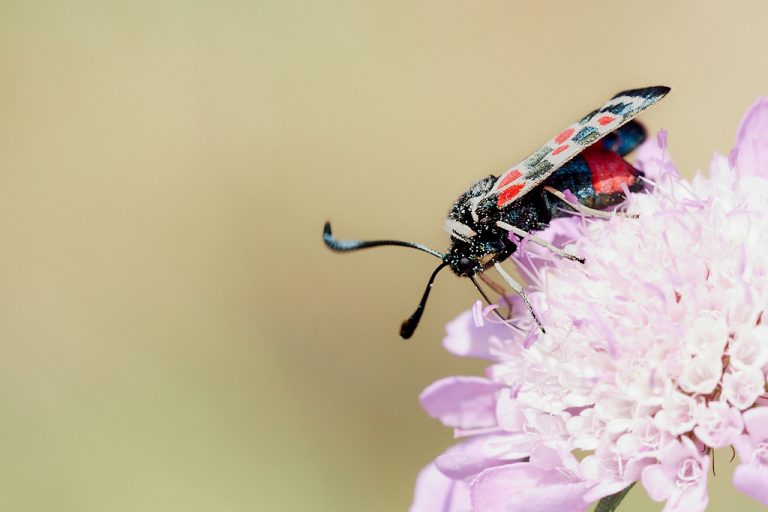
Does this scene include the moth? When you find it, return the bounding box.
[324,86,670,338]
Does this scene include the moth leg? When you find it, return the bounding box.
[497,220,585,264]
[478,272,515,317]
[494,262,545,333]
[543,186,638,219]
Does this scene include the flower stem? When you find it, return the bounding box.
[594,483,635,512]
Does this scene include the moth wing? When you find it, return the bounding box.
[490,86,670,209]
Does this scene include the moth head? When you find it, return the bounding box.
[322,220,516,339]
[444,244,481,277]
[445,235,515,277]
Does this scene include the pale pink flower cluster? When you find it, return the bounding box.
[411,99,768,512]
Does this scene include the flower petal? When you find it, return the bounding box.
[733,462,768,506]
[443,311,504,360]
[410,462,471,512]
[634,132,678,180]
[665,481,708,512]
[582,480,632,503]
[470,464,592,512]
[722,366,765,410]
[420,377,502,429]
[692,401,743,448]
[641,464,673,501]
[434,435,517,479]
[733,96,768,177]
[742,406,768,440]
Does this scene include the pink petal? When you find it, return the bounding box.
[641,464,674,501]
[529,443,564,470]
[470,464,592,512]
[410,462,471,512]
[742,406,768,440]
[733,462,768,505]
[733,434,755,463]
[733,96,768,176]
[665,482,708,512]
[722,366,764,410]
[657,128,668,150]
[634,136,678,180]
[420,377,502,429]
[692,402,744,448]
[729,147,739,169]
[434,435,515,479]
[643,439,710,511]
[443,311,504,360]
[479,432,537,462]
[583,481,632,503]
[634,137,663,172]
[659,436,700,471]
[495,389,526,432]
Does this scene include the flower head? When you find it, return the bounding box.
[412,98,768,511]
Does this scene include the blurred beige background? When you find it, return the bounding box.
[0,0,767,510]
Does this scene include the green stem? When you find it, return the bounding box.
[594,483,635,512]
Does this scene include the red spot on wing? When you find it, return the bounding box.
[551,144,569,156]
[496,169,522,189]
[583,147,638,194]
[554,127,575,144]
[597,115,615,126]
[497,182,525,207]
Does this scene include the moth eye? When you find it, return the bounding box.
[457,257,475,273]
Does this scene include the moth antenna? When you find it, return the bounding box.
[323,222,444,259]
[400,262,449,339]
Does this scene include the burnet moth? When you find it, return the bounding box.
[324,86,670,338]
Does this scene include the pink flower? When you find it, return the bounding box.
[411,97,768,511]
